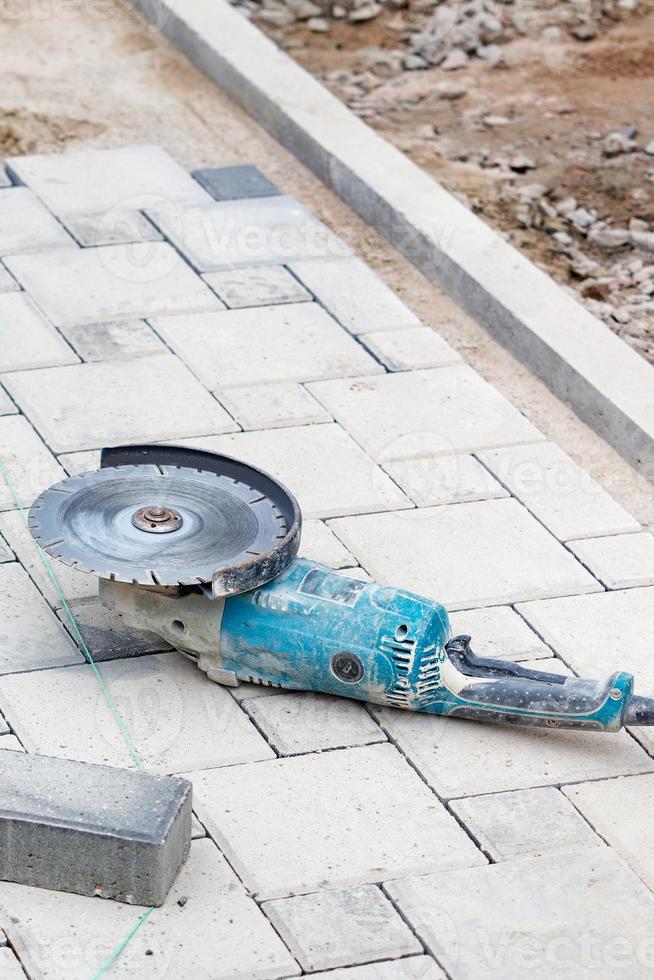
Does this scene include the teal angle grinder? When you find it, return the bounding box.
[28,444,654,733]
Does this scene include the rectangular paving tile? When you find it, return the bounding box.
[0,735,23,753]
[0,653,274,773]
[0,262,19,292]
[4,244,222,328]
[192,164,279,200]
[309,960,445,980]
[0,187,75,255]
[7,145,211,215]
[361,327,461,370]
[0,415,65,511]
[384,454,508,507]
[568,532,654,589]
[298,519,357,569]
[62,210,162,248]
[386,849,654,979]
[477,442,640,541]
[308,367,543,462]
[262,885,421,971]
[448,605,551,661]
[0,534,13,563]
[450,786,600,861]
[290,257,420,335]
[0,292,78,371]
[369,702,653,798]
[0,839,299,980]
[0,564,82,674]
[174,426,411,519]
[3,354,237,453]
[330,498,600,610]
[59,319,166,362]
[243,691,386,755]
[57,598,171,662]
[147,196,350,270]
[0,948,27,980]
[0,385,17,415]
[203,265,311,307]
[217,382,331,430]
[151,304,382,389]
[186,743,485,900]
[564,774,654,890]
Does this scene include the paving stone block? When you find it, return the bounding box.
[0,652,274,773]
[385,848,654,979]
[176,426,411,519]
[58,449,100,476]
[229,682,287,702]
[309,367,543,462]
[203,265,310,307]
[152,303,381,390]
[0,385,17,415]
[62,210,162,247]
[7,145,211,216]
[192,164,280,200]
[568,532,654,589]
[564,774,654,891]
[217,382,331,430]
[517,588,654,753]
[330,498,600,610]
[298,519,357,569]
[0,534,13,563]
[0,927,7,943]
[244,691,386,755]
[0,948,27,979]
[477,442,640,541]
[0,563,82,674]
[450,786,600,861]
[191,813,206,839]
[187,743,485,901]
[0,713,8,735]
[0,735,23,752]
[0,166,10,188]
[361,327,461,370]
[290,257,420,335]
[369,699,652,798]
[0,839,299,980]
[262,884,421,971]
[147,195,350,271]
[56,598,171,661]
[0,187,75,256]
[0,750,191,905]
[3,354,237,453]
[0,293,78,372]
[60,319,167,362]
[0,510,96,605]
[4,244,222,328]
[383,454,508,507]
[0,263,19,292]
[448,605,551,661]
[308,959,445,980]
[0,417,63,509]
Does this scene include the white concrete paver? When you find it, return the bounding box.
[383,453,508,506]
[330,498,600,609]
[0,839,299,980]
[0,263,19,292]
[298,519,357,569]
[216,382,331,430]
[0,293,78,372]
[0,187,75,255]
[0,947,28,980]
[262,885,421,971]
[186,743,486,901]
[309,367,543,462]
[203,265,311,307]
[3,355,237,453]
[60,320,166,362]
[361,327,461,370]
[0,415,64,511]
[568,532,654,589]
[62,210,163,248]
[152,303,382,389]
[308,960,445,980]
[0,735,24,753]
[448,605,551,661]
[385,848,654,979]
[0,385,17,415]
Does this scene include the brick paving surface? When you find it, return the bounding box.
[1,145,654,978]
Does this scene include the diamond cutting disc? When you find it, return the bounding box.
[28,459,300,595]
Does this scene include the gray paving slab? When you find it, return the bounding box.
[308,366,543,462]
[7,145,211,216]
[57,598,171,661]
[147,195,351,271]
[262,885,421,971]
[187,743,485,901]
[0,534,13,563]
[329,498,601,610]
[0,713,8,735]
[307,960,445,980]
[3,354,237,453]
[217,382,331,429]
[383,453,508,507]
[0,187,75,256]
[568,532,654,589]
[0,653,274,773]
[385,848,654,979]
[0,563,83,674]
[290,257,420,335]
[62,210,162,247]
[0,948,27,980]
[203,265,311,307]
[360,326,461,370]
[0,735,24,753]
[0,166,10,188]
[0,388,16,417]
[192,164,279,200]
[298,519,357,569]
[0,263,19,292]
[4,243,223,328]
[447,605,551,661]
[0,750,191,905]
[0,292,78,372]
[60,319,166,362]
[0,839,299,980]
[151,303,382,389]
[0,416,65,511]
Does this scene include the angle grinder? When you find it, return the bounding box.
[28,444,654,733]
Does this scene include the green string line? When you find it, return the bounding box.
[0,457,156,977]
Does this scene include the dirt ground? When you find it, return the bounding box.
[0,0,653,530]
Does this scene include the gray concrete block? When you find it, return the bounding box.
[56,597,172,661]
[62,211,162,248]
[203,265,311,308]
[0,750,192,905]
[0,947,28,980]
[0,187,75,256]
[60,319,166,362]
[0,535,13,563]
[192,164,279,200]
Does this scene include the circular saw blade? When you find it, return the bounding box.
[28,462,299,594]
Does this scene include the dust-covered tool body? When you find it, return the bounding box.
[29,444,654,733]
